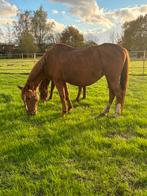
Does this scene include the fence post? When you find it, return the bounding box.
[33,53,36,62]
[143,50,146,75]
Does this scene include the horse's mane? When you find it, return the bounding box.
[25,53,47,89]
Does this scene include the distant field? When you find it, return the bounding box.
[0,59,37,74]
[0,58,147,195]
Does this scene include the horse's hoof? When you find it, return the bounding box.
[40,100,46,104]
[94,113,107,119]
[61,110,67,117]
[75,99,80,102]
[114,113,121,118]
[99,112,108,117]
[68,106,72,112]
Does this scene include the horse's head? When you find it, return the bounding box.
[18,86,39,115]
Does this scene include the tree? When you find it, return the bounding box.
[60,26,84,47]
[32,6,54,52]
[122,14,147,50]
[13,7,55,52]
[109,31,121,44]
[18,31,38,53]
[0,28,4,43]
[84,40,97,47]
[13,10,32,41]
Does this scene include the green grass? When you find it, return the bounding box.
[0,59,147,195]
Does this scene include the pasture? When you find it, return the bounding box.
[0,59,147,195]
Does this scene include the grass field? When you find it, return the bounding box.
[0,59,147,195]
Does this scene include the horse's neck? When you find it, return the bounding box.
[26,58,45,90]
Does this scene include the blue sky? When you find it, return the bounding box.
[0,0,147,43]
[9,0,147,11]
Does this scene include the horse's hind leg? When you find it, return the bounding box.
[54,81,67,116]
[49,80,55,100]
[109,81,123,117]
[76,87,82,101]
[114,87,123,117]
[100,81,115,116]
[64,83,72,112]
[82,86,86,99]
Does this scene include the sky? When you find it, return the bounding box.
[0,0,147,43]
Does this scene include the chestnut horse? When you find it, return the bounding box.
[18,43,129,116]
[39,79,86,102]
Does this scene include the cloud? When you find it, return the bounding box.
[47,19,65,33]
[0,0,18,25]
[51,9,66,15]
[61,11,66,15]
[106,4,147,23]
[52,9,59,14]
[50,0,112,26]
[51,0,147,26]
[0,18,14,25]
[0,0,18,17]
[50,0,147,43]
[84,26,122,44]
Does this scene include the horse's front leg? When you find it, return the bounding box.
[39,79,50,102]
[54,81,67,116]
[64,83,72,112]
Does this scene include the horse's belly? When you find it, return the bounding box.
[64,69,103,86]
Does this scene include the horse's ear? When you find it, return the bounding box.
[17,85,23,90]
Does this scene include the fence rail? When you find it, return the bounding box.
[0,51,147,75]
[0,52,43,59]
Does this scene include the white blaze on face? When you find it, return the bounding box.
[23,95,28,111]
[25,104,29,112]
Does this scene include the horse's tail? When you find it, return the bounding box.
[120,49,129,110]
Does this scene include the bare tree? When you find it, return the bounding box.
[32,6,54,52]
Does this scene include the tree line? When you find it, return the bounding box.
[6,6,97,53]
[122,14,147,51]
[1,6,147,53]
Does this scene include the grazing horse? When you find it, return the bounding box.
[39,79,86,102]
[18,43,129,117]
